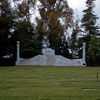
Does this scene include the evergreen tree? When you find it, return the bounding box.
[13,20,42,58]
[80,0,100,65]
[87,35,100,66]
[81,0,99,46]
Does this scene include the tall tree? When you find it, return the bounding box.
[0,0,16,58]
[13,0,35,41]
[13,0,42,58]
[37,0,73,54]
[81,0,99,46]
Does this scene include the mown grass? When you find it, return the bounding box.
[0,66,100,100]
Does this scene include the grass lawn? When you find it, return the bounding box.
[0,66,100,100]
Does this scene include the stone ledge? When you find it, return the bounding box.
[16,55,84,66]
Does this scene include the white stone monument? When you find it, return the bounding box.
[16,39,86,66]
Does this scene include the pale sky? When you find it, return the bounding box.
[68,0,100,24]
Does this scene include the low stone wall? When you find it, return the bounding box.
[16,55,84,66]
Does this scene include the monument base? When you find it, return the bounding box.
[42,48,55,55]
[16,47,86,66]
[16,55,85,66]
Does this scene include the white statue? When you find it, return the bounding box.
[42,35,50,48]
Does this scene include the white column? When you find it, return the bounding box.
[82,43,86,65]
[17,41,20,62]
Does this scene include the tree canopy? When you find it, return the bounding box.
[0,0,42,60]
[0,0,16,58]
[37,0,73,54]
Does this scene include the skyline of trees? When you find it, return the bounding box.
[0,0,100,66]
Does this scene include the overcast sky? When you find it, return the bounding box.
[68,0,100,25]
